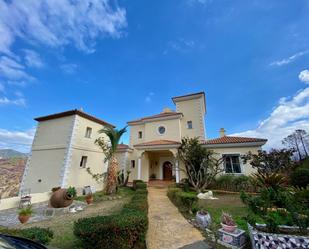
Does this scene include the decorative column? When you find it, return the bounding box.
[175,160,180,183]
[137,157,142,180]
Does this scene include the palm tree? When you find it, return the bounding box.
[96,126,127,194]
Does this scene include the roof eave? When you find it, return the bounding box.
[127,114,183,126]
[134,144,180,150]
[202,141,267,148]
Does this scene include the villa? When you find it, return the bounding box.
[21,92,267,194]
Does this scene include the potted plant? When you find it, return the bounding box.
[85,193,93,204]
[221,212,237,232]
[66,186,77,199]
[18,207,33,224]
[196,209,211,228]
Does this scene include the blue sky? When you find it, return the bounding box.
[0,0,309,152]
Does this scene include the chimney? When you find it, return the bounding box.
[219,128,226,137]
[162,107,173,113]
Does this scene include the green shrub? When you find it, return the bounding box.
[176,192,198,212]
[132,180,143,190]
[135,182,147,190]
[135,188,148,194]
[167,188,197,213]
[212,174,257,192]
[167,187,181,201]
[290,168,309,188]
[74,187,148,249]
[74,210,147,249]
[0,227,53,245]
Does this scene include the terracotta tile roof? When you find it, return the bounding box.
[202,136,267,145]
[117,143,130,149]
[35,109,115,127]
[127,112,183,124]
[134,139,181,147]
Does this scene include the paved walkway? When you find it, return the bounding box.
[147,186,209,249]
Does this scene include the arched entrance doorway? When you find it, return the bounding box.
[163,161,173,180]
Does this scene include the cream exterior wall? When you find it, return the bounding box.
[209,146,260,175]
[175,98,206,140]
[63,115,109,193]
[22,114,109,194]
[23,149,66,193]
[22,116,74,193]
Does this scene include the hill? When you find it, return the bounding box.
[0,149,27,159]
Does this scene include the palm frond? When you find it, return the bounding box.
[98,126,127,154]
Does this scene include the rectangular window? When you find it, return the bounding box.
[138,131,142,139]
[85,127,92,138]
[80,156,88,168]
[131,160,135,168]
[224,155,241,173]
[187,121,193,129]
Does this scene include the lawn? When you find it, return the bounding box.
[15,187,134,249]
[198,192,249,232]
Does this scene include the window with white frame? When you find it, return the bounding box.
[85,127,92,138]
[223,155,241,173]
[187,121,193,129]
[80,156,88,168]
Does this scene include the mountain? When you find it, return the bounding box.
[0,149,27,159]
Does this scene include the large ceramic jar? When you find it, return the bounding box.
[196,211,211,228]
[49,188,74,208]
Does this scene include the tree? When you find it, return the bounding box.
[282,133,302,160]
[87,126,127,195]
[295,129,308,158]
[282,130,309,160]
[241,149,295,174]
[177,137,224,193]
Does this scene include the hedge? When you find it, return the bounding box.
[74,185,148,249]
[132,180,144,190]
[167,187,197,212]
[0,227,53,245]
[211,175,258,193]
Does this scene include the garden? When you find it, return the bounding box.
[169,136,309,248]
[0,126,149,249]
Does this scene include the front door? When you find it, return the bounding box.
[163,161,173,180]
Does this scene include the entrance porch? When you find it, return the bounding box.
[135,149,180,183]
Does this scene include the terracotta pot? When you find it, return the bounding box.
[221,223,237,232]
[49,188,73,208]
[18,214,30,224]
[86,196,93,204]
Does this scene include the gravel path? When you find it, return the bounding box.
[147,187,209,249]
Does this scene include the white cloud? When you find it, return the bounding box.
[145,92,155,103]
[60,63,78,74]
[0,96,26,106]
[232,87,309,150]
[270,49,309,66]
[23,49,44,68]
[0,56,34,81]
[0,128,34,152]
[0,0,127,54]
[299,70,309,84]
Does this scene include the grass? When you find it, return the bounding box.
[198,193,249,232]
[167,188,252,248]
[16,187,135,249]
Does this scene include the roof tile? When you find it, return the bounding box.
[202,136,267,145]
